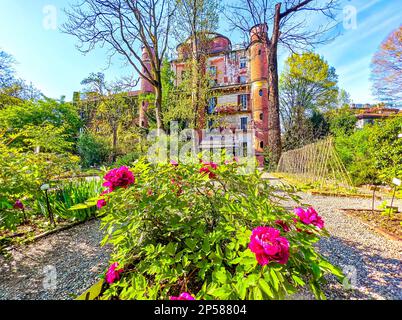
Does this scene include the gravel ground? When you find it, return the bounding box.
[0,187,400,300]
[287,193,402,300]
[0,219,111,300]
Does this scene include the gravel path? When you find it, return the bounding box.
[0,219,111,300]
[288,193,402,300]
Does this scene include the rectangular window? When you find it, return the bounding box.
[242,142,248,157]
[240,117,248,131]
[240,57,247,69]
[208,97,217,114]
[240,94,248,110]
[210,78,218,87]
[209,66,217,77]
[239,76,247,84]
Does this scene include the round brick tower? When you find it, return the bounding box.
[139,46,155,128]
[249,24,269,167]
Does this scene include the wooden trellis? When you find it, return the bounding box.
[277,138,352,188]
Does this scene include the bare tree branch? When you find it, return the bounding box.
[62,0,177,130]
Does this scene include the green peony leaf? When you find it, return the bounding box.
[258,278,274,299]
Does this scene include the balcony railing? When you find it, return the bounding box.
[214,105,250,114]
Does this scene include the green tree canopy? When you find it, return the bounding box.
[78,72,140,162]
[0,99,81,150]
[280,52,339,150]
[326,105,357,137]
[0,99,81,143]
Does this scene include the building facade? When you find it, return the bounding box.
[139,24,270,166]
[351,105,401,129]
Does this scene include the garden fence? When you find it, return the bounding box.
[276,137,353,188]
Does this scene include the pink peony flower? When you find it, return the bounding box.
[103,166,135,191]
[105,262,124,284]
[96,189,112,209]
[13,200,24,210]
[171,178,183,196]
[275,220,290,232]
[170,160,179,166]
[249,226,290,266]
[102,181,114,192]
[224,157,239,165]
[97,199,107,209]
[294,207,324,229]
[170,292,195,300]
[199,162,218,179]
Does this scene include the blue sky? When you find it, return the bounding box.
[0,0,401,103]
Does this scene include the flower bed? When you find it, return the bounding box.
[214,105,239,114]
[0,178,102,252]
[78,159,344,300]
[342,209,401,240]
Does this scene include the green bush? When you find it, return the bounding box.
[334,127,378,185]
[115,150,142,167]
[0,130,80,231]
[326,106,356,137]
[0,199,26,231]
[0,99,81,146]
[370,116,402,183]
[77,131,110,168]
[334,116,402,186]
[79,159,344,300]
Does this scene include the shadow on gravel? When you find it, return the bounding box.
[0,220,110,300]
[318,236,401,300]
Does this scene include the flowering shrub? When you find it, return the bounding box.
[91,159,343,300]
[199,162,218,179]
[214,105,239,114]
[0,130,80,230]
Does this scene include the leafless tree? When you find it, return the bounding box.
[225,0,340,164]
[371,25,402,106]
[79,72,141,161]
[62,0,176,131]
[172,0,220,129]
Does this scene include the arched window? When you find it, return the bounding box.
[260,141,264,149]
[258,49,262,55]
[259,113,263,120]
[259,89,263,97]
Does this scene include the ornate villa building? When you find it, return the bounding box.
[138,24,271,165]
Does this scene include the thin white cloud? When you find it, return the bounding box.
[336,54,372,76]
[359,0,383,13]
[325,5,399,53]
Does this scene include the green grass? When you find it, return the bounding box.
[271,172,362,195]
